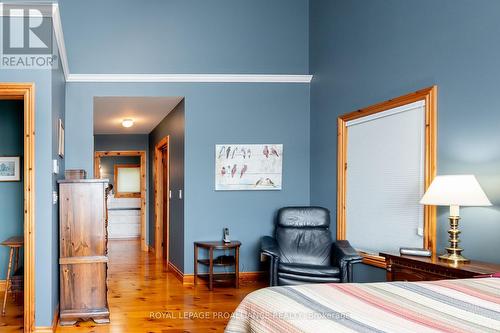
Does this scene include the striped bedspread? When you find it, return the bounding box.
[226,278,500,333]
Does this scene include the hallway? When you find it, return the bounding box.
[56,240,264,333]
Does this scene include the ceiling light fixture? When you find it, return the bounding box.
[122,119,134,128]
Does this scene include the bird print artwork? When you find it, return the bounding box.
[215,144,282,191]
[271,146,279,157]
[218,146,225,159]
[263,145,269,158]
[240,164,248,178]
[255,177,276,187]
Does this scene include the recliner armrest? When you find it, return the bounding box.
[261,236,280,259]
[261,236,280,286]
[332,240,363,264]
[331,240,363,283]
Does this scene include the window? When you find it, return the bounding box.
[114,164,141,198]
[337,87,437,268]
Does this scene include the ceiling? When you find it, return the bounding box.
[93,96,183,134]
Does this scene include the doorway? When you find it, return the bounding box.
[154,136,170,261]
[0,83,35,332]
[94,151,147,251]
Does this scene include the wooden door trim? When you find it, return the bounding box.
[0,83,36,332]
[337,86,437,268]
[153,136,170,260]
[94,150,147,251]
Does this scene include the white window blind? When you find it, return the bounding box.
[345,101,425,253]
[116,167,141,193]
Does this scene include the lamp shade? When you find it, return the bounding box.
[420,175,492,206]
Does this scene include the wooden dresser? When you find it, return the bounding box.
[382,252,500,282]
[58,179,110,325]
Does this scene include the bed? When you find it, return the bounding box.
[226,278,500,333]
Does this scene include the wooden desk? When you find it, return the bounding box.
[194,241,241,291]
[1,236,23,316]
[381,252,500,282]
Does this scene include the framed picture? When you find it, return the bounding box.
[215,144,283,191]
[0,157,21,182]
[58,119,65,157]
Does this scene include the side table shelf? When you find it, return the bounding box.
[194,241,241,291]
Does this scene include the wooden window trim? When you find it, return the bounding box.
[337,86,438,269]
[113,164,141,198]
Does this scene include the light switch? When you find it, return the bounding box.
[52,191,58,205]
[53,159,59,174]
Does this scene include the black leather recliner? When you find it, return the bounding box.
[261,207,362,286]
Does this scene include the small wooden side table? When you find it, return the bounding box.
[1,236,23,316]
[381,252,500,282]
[194,241,241,291]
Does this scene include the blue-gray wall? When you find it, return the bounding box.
[51,52,67,319]
[0,68,64,326]
[148,100,185,271]
[58,0,309,74]
[310,0,500,280]
[60,0,311,275]
[65,83,311,274]
[0,101,24,278]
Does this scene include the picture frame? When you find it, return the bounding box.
[215,144,283,191]
[58,118,65,158]
[0,156,21,182]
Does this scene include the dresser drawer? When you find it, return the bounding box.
[391,266,448,281]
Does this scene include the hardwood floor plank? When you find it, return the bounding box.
[55,240,265,333]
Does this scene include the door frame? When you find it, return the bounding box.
[94,151,147,251]
[153,136,170,260]
[0,83,36,332]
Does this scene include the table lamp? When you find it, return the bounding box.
[420,175,491,263]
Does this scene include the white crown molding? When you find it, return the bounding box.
[67,73,313,83]
[5,3,312,84]
[52,4,70,81]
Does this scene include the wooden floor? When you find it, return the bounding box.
[0,293,23,332]
[55,240,265,333]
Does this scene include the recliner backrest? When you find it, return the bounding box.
[275,207,332,265]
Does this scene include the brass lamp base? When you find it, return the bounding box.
[439,253,470,263]
[438,215,470,263]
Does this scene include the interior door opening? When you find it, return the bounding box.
[154,136,169,262]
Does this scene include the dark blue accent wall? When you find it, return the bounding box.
[0,101,24,278]
[310,0,500,280]
[94,134,149,152]
[148,100,185,271]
